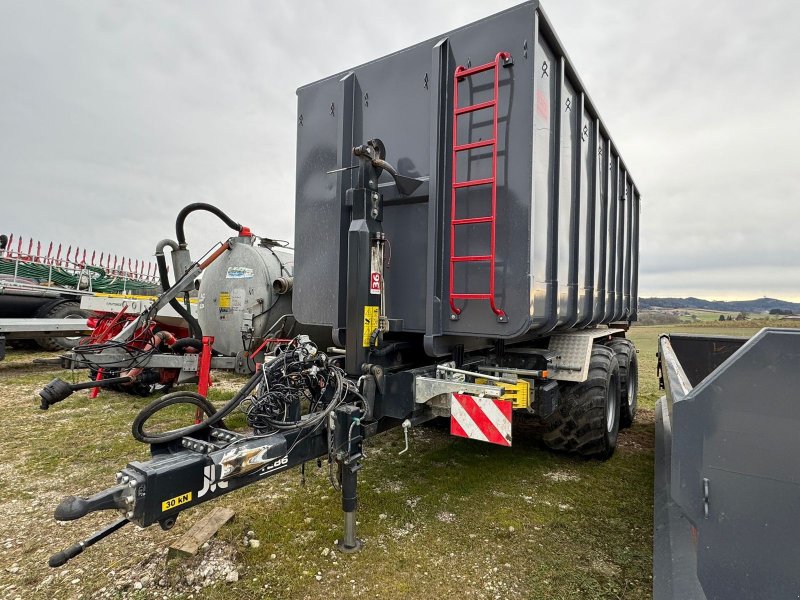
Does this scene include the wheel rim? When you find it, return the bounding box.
[607,373,619,433]
[627,369,637,408]
[61,313,85,342]
[625,361,639,416]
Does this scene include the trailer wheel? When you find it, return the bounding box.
[605,338,638,428]
[542,345,621,459]
[35,302,89,351]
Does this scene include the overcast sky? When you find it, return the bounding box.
[1,1,798,301]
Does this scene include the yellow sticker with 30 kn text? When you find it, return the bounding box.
[162,491,192,512]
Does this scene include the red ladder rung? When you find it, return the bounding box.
[456,62,498,79]
[452,216,493,226]
[451,293,492,300]
[454,139,495,152]
[451,255,491,263]
[455,99,496,116]
[453,177,494,189]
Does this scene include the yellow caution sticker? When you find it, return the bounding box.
[162,491,192,512]
[218,292,231,309]
[362,305,379,348]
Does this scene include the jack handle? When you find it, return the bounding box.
[48,518,129,568]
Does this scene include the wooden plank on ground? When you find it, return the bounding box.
[168,507,236,559]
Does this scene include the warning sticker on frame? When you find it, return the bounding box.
[226,266,254,279]
[362,305,379,347]
[219,292,231,309]
[370,272,381,295]
[162,491,192,512]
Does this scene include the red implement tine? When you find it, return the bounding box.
[36,241,42,262]
[91,250,96,265]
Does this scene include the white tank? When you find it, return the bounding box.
[197,236,293,356]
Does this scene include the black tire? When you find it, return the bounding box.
[542,345,621,459]
[605,338,638,428]
[35,301,89,351]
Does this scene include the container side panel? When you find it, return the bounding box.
[604,149,618,321]
[530,29,558,330]
[631,190,640,320]
[575,98,593,326]
[556,71,578,326]
[623,177,633,319]
[294,81,342,327]
[591,126,608,325]
[614,169,627,321]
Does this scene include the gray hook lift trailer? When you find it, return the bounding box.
[45,1,643,567]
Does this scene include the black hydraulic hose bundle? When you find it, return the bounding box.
[132,369,263,444]
[132,338,353,446]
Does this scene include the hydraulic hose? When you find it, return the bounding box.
[154,242,203,340]
[170,337,203,354]
[132,367,265,444]
[175,203,242,248]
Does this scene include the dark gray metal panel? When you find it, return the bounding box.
[631,189,640,320]
[574,93,594,327]
[529,10,558,335]
[604,150,618,321]
[590,122,608,326]
[623,177,633,319]
[555,58,579,328]
[613,167,626,321]
[423,38,453,353]
[660,329,800,599]
[293,75,345,329]
[653,397,707,600]
[294,2,641,350]
[667,333,747,387]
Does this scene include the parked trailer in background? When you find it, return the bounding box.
[0,233,159,351]
[45,1,643,567]
[655,329,800,599]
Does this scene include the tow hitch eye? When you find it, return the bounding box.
[54,485,130,521]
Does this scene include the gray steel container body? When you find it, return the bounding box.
[293,1,640,356]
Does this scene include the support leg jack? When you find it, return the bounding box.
[335,405,363,553]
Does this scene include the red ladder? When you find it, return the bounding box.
[449,51,511,322]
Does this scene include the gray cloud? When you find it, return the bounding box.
[1,1,798,299]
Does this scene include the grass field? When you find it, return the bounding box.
[0,322,788,599]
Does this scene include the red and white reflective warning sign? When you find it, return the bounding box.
[450,393,512,446]
[370,271,381,295]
